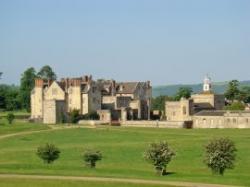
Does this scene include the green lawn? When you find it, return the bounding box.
[0,110,30,117]
[0,178,176,187]
[0,124,250,186]
[0,121,49,136]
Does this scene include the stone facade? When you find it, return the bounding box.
[31,76,152,124]
[31,76,102,124]
[98,80,152,121]
[193,111,250,128]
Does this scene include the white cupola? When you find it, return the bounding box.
[203,75,212,92]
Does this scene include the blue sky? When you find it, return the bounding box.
[0,0,249,86]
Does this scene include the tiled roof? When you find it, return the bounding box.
[194,103,214,109]
[194,110,226,116]
[116,82,139,94]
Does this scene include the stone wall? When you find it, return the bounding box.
[121,120,184,128]
[193,111,250,128]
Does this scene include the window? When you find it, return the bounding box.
[246,118,249,123]
[233,119,237,124]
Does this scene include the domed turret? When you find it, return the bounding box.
[203,75,212,92]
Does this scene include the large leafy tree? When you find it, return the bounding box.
[0,85,21,111]
[37,65,57,81]
[20,67,37,111]
[225,80,240,102]
[144,141,175,176]
[204,138,237,175]
[174,87,193,101]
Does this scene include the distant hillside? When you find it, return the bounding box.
[152,80,250,97]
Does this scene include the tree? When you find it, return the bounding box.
[144,141,175,176]
[225,80,240,102]
[151,95,174,112]
[20,67,37,111]
[0,85,22,111]
[82,149,102,168]
[224,102,245,111]
[204,138,237,175]
[0,72,2,79]
[239,86,250,103]
[174,87,192,101]
[37,65,57,81]
[37,143,60,164]
[6,113,15,124]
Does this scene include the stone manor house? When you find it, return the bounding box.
[31,75,151,124]
[165,76,250,128]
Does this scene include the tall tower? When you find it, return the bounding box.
[203,75,212,92]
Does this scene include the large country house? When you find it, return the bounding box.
[31,75,152,124]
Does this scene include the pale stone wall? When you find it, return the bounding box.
[68,86,81,112]
[97,110,111,122]
[31,87,43,119]
[193,111,250,128]
[44,82,65,101]
[121,120,184,128]
[43,100,66,124]
[82,93,89,114]
[165,98,193,122]
[191,93,215,107]
[43,100,57,124]
[191,93,225,110]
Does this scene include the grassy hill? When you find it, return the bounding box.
[0,121,250,186]
[153,80,250,97]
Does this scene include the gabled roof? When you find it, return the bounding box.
[116,82,139,94]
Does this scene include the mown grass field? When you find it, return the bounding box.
[0,178,175,187]
[0,122,250,186]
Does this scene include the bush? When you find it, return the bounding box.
[78,112,100,120]
[224,102,245,111]
[6,113,15,124]
[82,149,102,168]
[37,143,61,164]
[204,138,237,175]
[144,141,175,176]
[69,109,80,124]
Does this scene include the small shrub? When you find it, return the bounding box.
[6,113,15,124]
[144,141,175,176]
[69,109,80,123]
[204,138,237,175]
[37,143,61,164]
[82,149,102,168]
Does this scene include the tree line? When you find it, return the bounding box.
[0,65,56,112]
